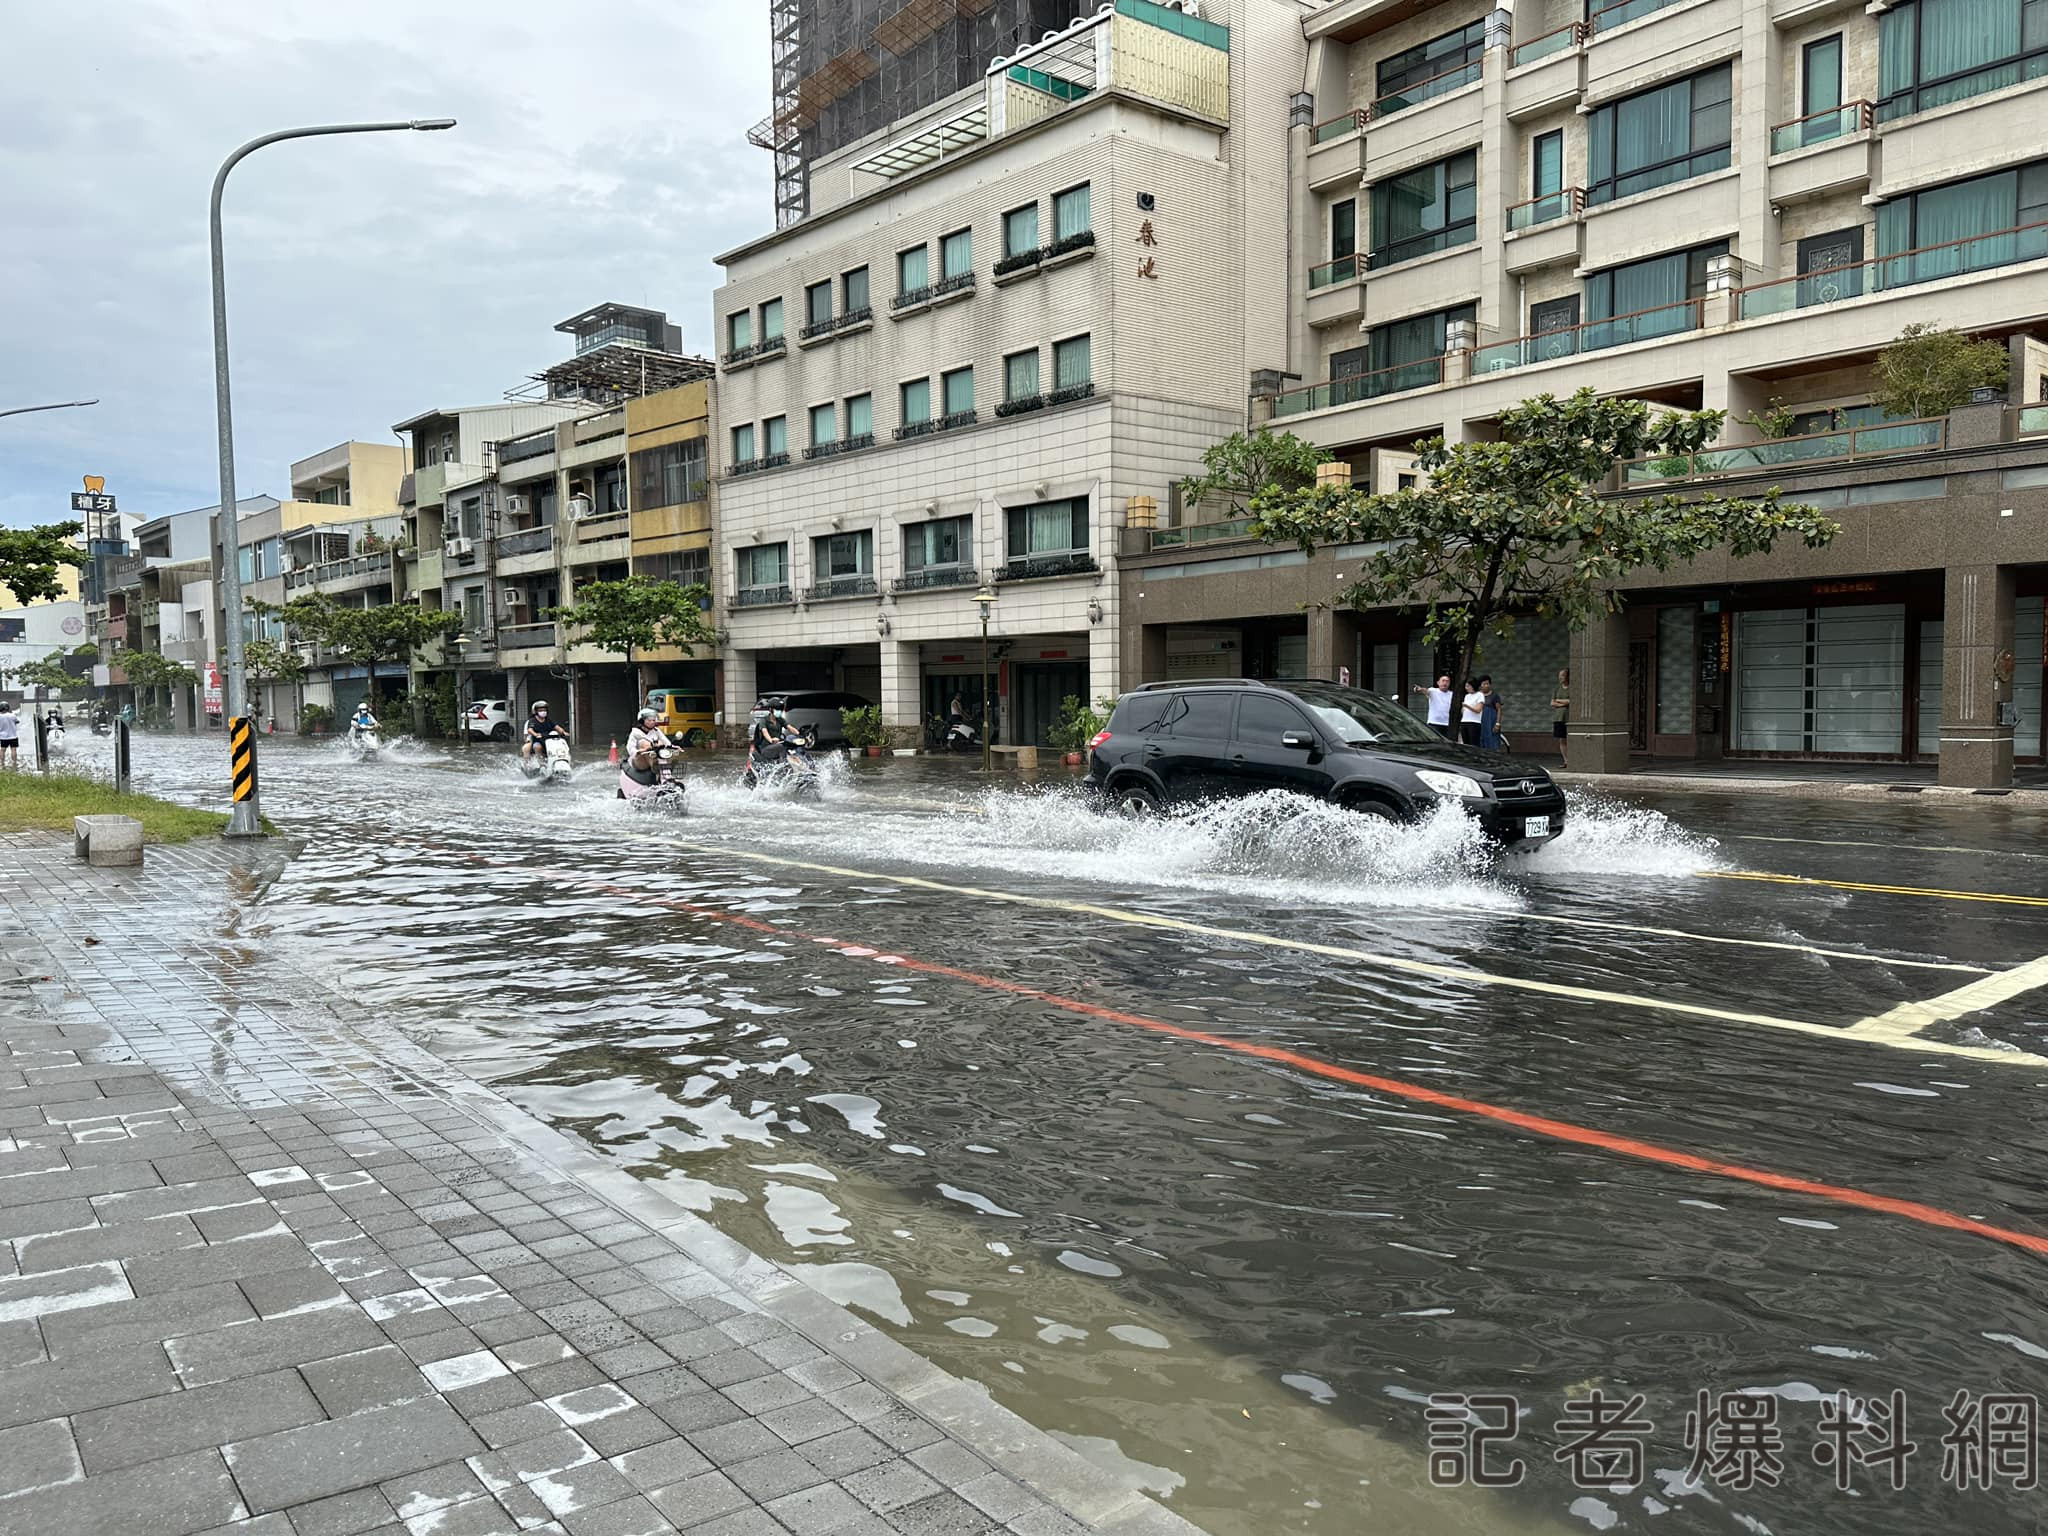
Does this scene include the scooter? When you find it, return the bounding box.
[741,742,821,799]
[520,735,574,785]
[617,745,686,814]
[90,714,112,738]
[346,724,382,761]
[944,718,978,753]
[44,720,66,756]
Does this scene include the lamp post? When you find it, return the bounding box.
[0,400,98,421]
[972,583,997,773]
[210,118,455,836]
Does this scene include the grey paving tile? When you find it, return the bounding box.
[798,1428,896,1481]
[286,1486,399,1536]
[558,1492,671,1536]
[763,1482,870,1536]
[525,1458,637,1519]
[611,1437,713,1493]
[14,1211,202,1272]
[91,1175,262,1225]
[395,1495,522,1535]
[377,1459,490,1523]
[758,1399,854,1449]
[0,1256,131,1321]
[74,1365,327,1473]
[0,1340,178,1429]
[473,1400,562,1449]
[0,1447,243,1536]
[226,1399,485,1514]
[689,1509,792,1536]
[0,1416,82,1496]
[168,1306,388,1386]
[0,1194,94,1242]
[725,1448,829,1503]
[887,1491,1000,1536]
[842,1460,943,1515]
[238,1264,349,1318]
[646,1471,756,1528]
[126,1232,317,1294]
[303,1344,435,1416]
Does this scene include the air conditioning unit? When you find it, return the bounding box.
[500,587,523,607]
[568,496,595,520]
[504,494,524,515]
[447,536,474,557]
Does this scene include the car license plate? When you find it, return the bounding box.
[1524,815,1551,838]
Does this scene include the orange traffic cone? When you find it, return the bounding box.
[607,738,619,765]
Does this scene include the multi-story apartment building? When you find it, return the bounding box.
[396,306,713,742]
[715,0,1304,747]
[1123,0,2048,786]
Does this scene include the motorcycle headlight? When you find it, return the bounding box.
[1415,768,1485,799]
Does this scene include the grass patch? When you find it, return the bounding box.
[0,768,246,844]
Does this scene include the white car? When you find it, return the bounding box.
[464,698,514,742]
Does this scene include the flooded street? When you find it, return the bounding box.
[98,730,2048,1535]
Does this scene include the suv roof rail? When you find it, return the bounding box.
[1129,677,1271,692]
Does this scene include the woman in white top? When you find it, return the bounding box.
[1459,681,1485,746]
[0,702,18,766]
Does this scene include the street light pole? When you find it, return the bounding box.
[973,584,997,774]
[210,118,454,836]
[0,400,98,421]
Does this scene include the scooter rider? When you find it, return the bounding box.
[626,707,673,774]
[350,700,378,736]
[521,700,567,762]
[749,706,788,765]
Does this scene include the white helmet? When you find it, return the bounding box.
[637,707,660,725]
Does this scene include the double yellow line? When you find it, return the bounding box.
[1705,870,2048,909]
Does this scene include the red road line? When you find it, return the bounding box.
[547,867,2048,1262]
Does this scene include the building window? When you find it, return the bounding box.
[1331,198,1357,260]
[1585,241,1726,336]
[631,438,707,509]
[1587,64,1732,206]
[1005,497,1089,566]
[941,227,973,279]
[1004,348,1040,403]
[898,244,929,296]
[1365,303,1474,384]
[805,280,833,329]
[812,531,874,588]
[1804,34,1843,117]
[1054,334,1092,392]
[731,423,755,465]
[901,377,932,425]
[843,265,870,315]
[763,415,788,459]
[759,297,784,343]
[845,393,873,442]
[1875,158,2048,277]
[1532,130,1564,198]
[727,311,751,352]
[1878,0,2048,122]
[1376,18,1486,104]
[1003,203,1040,257]
[636,547,710,589]
[1368,150,1477,269]
[809,402,836,448]
[736,542,788,596]
[903,514,971,572]
[942,366,975,418]
[1054,182,1091,239]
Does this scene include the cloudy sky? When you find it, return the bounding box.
[1,2,770,530]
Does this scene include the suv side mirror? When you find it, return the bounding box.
[1281,731,1315,750]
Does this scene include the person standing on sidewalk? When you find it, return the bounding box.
[1459,679,1485,745]
[0,700,18,766]
[1412,674,1456,740]
[1551,668,1571,767]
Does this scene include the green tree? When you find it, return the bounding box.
[1872,323,2010,420]
[547,575,715,698]
[11,651,74,692]
[0,521,88,606]
[1250,389,1841,686]
[1179,427,1330,523]
[116,649,199,726]
[243,638,305,685]
[258,593,459,706]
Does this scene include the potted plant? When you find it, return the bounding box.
[299,701,333,736]
[840,704,889,756]
[1049,695,1109,767]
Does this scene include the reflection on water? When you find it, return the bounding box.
[98,733,2048,1536]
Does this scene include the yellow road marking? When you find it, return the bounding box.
[636,834,2048,1069]
[1737,834,2048,862]
[1847,954,2048,1042]
[1704,870,2048,908]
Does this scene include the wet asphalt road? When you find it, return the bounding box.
[80,729,2048,1535]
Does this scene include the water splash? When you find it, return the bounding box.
[1521,795,1721,877]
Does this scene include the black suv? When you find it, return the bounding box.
[1087,678,1566,845]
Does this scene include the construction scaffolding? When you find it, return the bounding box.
[748,0,1087,228]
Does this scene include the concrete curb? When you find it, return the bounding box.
[1557,771,2048,809]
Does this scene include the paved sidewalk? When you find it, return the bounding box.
[0,835,1198,1536]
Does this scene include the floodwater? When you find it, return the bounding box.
[89,730,2048,1534]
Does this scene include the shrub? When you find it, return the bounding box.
[299,701,333,734]
[1049,695,1112,753]
[840,704,889,749]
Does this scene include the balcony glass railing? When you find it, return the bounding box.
[1472,298,1702,374]
[1588,0,1686,32]
[1312,110,1365,143]
[1150,517,1256,549]
[1736,219,2048,320]
[1620,418,1947,484]
[498,622,559,651]
[1511,23,1585,67]
[1367,226,1475,271]
[2019,405,2048,437]
[576,324,650,355]
[1309,254,1358,290]
[1506,188,1583,230]
[1268,356,1445,418]
[1876,47,2048,123]
[1371,60,1482,119]
[1770,100,1871,154]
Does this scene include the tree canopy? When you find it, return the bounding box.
[548,576,715,663]
[242,638,305,684]
[1250,389,1841,684]
[1872,323,2009,420]
[10,650,74,692]
[118,650,198,693]
[0,521,88,606]
[1177,427,1329,521]
[255,593,458,702]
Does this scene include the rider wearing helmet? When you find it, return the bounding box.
[521,699,567,761]
[626,706,674,776]
[350,700,378,734]
[749,701,789,765]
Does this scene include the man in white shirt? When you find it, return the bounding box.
[1460,682,1486,746]
[1411,674,1455,740]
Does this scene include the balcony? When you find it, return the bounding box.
[1472,298,1703,375]
[1507,188,1582,231]
[1587,0,1688,34]
[1311,109,1365,144]
[798,307,874,347]
[1507,24,1585,119]
[1150,517,1255,550]
[1267,356,1445,419]
[999,553,1100,583]
[997,393,1047,419]
[497,622,559,658]
[728,452,792,477]
[1767,102,1874,203]
[1511,21,1585,67]
[497,428,557,465]
[892,565,979,594]
[1735,220,2048,321]
[732,584,793,609]
[1365,71,1484,173]
[1875,47,2048,125]
[1307,112,1366,191]
[1504,190,1583,274]
[287,550,394,596]
[497,526,556,558]
[1048,381,1095,407]
[1366,227,1474,272]
[721,336,787,371]
[1371,61,1480,122]
[1308,254,1357,291]
[1585,0,1739,101]
[891,271,975,317]
[1619,419,1947,485]
[806,574,878,602]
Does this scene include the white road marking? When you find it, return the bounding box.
[595,836,2048,1069]
[1738,834,2048,861]
[1847,954,2048,1043]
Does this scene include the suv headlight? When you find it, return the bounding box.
[1415,768,1485,799]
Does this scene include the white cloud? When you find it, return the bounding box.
[0,0,770,528]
